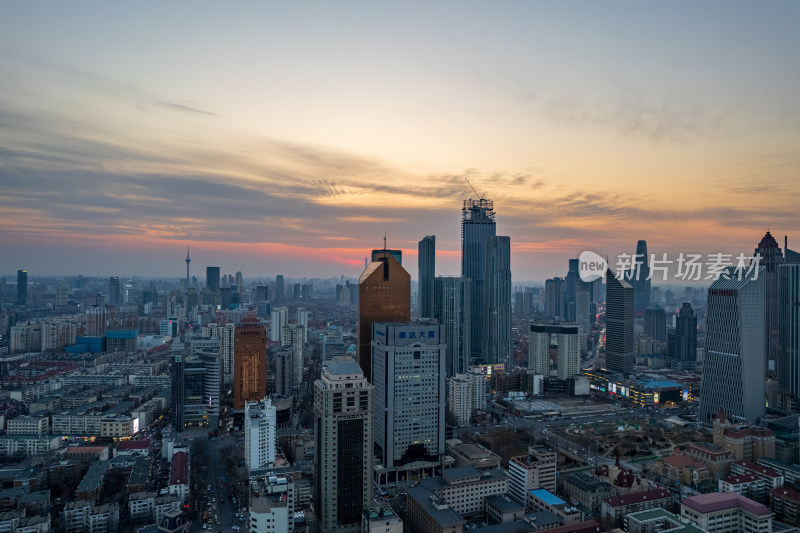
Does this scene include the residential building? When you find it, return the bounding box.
[601,488,673,530]
[249,475,295,533]
[244,397,277,472]
[529,324,580,380]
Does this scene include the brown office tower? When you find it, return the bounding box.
[358,251,410,382]
[234,317,267,411]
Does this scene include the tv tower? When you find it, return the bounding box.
[185,244,191,285]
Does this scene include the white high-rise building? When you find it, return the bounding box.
[371,322,446,469]
[448,374,472,426]
[470,368,486,410]
[296,307,309,343]
[528,324,580,381]
[700,266,766,424]
[250,475,294,533]
[314,357,373,532]
[270,306,289,342]
[244,397,277,472]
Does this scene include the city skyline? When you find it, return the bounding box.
[2,3,799,280]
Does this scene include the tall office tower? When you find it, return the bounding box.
[235,271,243,288]
[234,318,267,411]
[314,357,373,532]
[779,261,800,410]
[296,307,309,343]
[484,236,512,365]
[206,266,220,292]
[16,270,27,306]
[108,277,122,306]
[84,306,107,336]
[201,350,223,428]
[605,269,635,374]
[418,235,436,318]
[244,397,277,471]
[755,231,784,375]
[185,246,191,286]
[564,259,580,321]
[275,350,293,396]
[433,276,471,377]
[575,289,591,347]
[274,275,285,304]
[322,325,346,362]
[644,304,667,342]
[171,345,210,431]
[270,306,288,342]
[281,323,305,387]
[357,251,411,382]
[529,324,580,380]
[544,277,564,319]
[668,303,698,371]
[631,240,651,313]
[699,267,765,424]
[371,322,445,469]
[255,284,269,303]
[461,198,496,361]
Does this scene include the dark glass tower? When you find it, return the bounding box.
[434,276,471,377]
[605,269,635,374]
[755,231,783,376]
[418,235,436,318]
[644,304,667,342]
[17,270,27,305]
[484,235,512,365]
[206,266,220,292]
[631,240,651,313]
[461,199,496,362]
[668,303,697,371]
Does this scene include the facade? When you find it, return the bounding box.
[680,492,772,532]
[357,252,411,383]
[630,240,651,313]
[563,473,614,516]
[419,235,436,319]
[270,306,288,343]
[770,486,800,527]
[644,305,666,342]
[418,467,507,517]
[507,446,557,504]
[171,351,209,431]
[371,322,445,469]
[461,198,496,363]
[601,488,673,530]
[6,415,49,436]
[206,266,220,292]
[433,276,471,377]
[17,270,27,306]
[244,397,277,472]
[314,357,373,533]
[669,303,698,371]
[528,324,580,380]
[233,318,267,411]
[448,374,472,427]
[756,231,784,376]
[281,323,305,388]
[779,262,800,409]
[545,277,564,319]
[362,506,403,533]
[483,235,512,365]
[699,267,766,424]
[250,475,295,533]
[605,269,635,374]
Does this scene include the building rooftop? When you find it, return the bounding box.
[486,494,525,513]
[603,488,671,508]
[529,489,564,507]
[720,473,760,485]
[117,439,151,451]
[324,357,363,376]
[407,486,465,528]
[169,452,188,486]
[772,486,800,504]
[736,460,782,478]
[682,492,770,515]
[77,461,108,493]
[565,472,612,493]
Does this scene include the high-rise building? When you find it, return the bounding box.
[171,345,209,431]
[270,306,289,342]
[200,350,223,429]
[371,249,402,265]
[778,261,800,410]
[244,397,276,472]
[631,240,651,313]
[461,198,496,362]
[274,275,285,304]
[433,276,471,377]
[206,267,220,293]
[418,235,436,319]
[314,357,373,532]
[448,374,473,426]
[508,446,557,504]
[529,324,580,380]
[564,259,580,321]
[483,236,512,365]
[644,305,667,342]
[357,251,410,382]
[84,306,107,336]
[234,318,267,411]
[371,322,445,469]
[281,323,304,387]
[322,325,346,362]
[699,266,765,424]
[605,269,635,374]
[17,270,27,306]
[544,277,564,319]
[275,350,293,396]
[296,307,309,343]
[108,277,122,306]
[668,303,697,371]
[755,231,784,375]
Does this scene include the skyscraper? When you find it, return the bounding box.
[778,260,800,410]
[244,397,276,472]
[755,231,784,375]
[206,266,220,293]
[274,275,285,304]
[544,277,564,319]
[371,322,445,470]
[281,323,304,387]
[699,267,765,424]
[461,198,496,362]
[631,240,651,313]
[605,269,635,374]
[108,276,122,306]
[433,276,471,377]
[483,235,512,365]
[357,251,410,382]
[528,324,580,380]
[314,357,373,532]
[644,304,667,342]
[16,270,27,306]
[668,303,697,371]
[270,306,288,342]
[418,235,436,318]
[233,318,267,411]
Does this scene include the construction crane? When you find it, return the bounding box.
[464,176,485,200]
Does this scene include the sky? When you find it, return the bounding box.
[1,2,799,282]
